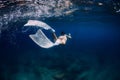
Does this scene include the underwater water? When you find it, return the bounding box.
[0,0,120,80]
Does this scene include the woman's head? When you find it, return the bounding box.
[61,31,65,35]
[61,32,72,39]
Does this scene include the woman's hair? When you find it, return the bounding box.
[61,31,65,35]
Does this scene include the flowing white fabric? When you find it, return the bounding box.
[24,20,56,48]
[29,29,56,48]
[24,20,55,32]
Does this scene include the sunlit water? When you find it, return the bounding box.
[0,1,120,80]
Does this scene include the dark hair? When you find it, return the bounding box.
[61,31,65,35]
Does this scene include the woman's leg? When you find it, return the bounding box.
[52,32,57,42]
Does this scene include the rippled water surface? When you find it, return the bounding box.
[0,0,120,80]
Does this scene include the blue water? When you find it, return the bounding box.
[0,5,120,80]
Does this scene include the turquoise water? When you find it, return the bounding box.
[0,1,120,80]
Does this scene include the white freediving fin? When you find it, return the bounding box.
[29,29,55,48]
